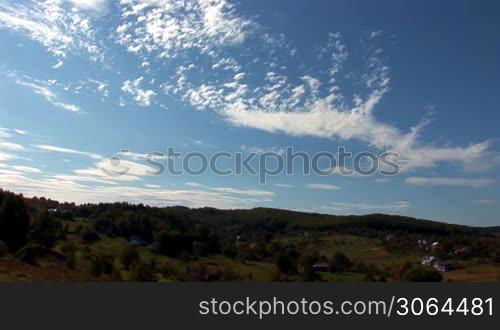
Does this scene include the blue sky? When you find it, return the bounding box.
[0,0,498,226]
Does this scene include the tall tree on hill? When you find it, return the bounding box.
[0,193,31,251]
[30,211,63,249]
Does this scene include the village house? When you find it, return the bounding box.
[312,263,329,272]
[421,256,436,266]
[129,236,146,247]
[454,247,470,257]
[433,261,455,272]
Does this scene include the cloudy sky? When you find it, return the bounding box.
[0,0,498,226]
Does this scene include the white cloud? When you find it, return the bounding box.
[0,0,104,60]
[11,165,41,174]
[13,129,28,135]
[240,145,285,155]
[94,159,159,177]
[306,183,341,190]
[186,182,203,187]
[69,0,108,11]
[88,79,109,98]
[0,141,25,152]
[273,183,294,188]
[6,72,83,112]
[321,201,411,213]
[369,30,383,39]
[51,60,64,69]
[121,77,156,107]
[117,150,169,161]
[210,187,275,198]
[34,144,102,159]
[234,72,246,81]
[116,0,253,57]
[0,152,18,161]
[0,128,12,139]
[405,177,495,188]
[185,182,275,199]
[155,29,491,173]
[472,199,496,205]
[0,172,274,209]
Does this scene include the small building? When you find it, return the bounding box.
[433,261,455,272]
[150,241,161,253]
[417,239,428,248]
[312,263,329,272]
[430,242,440,251]
[421,256,436,266]
[129,236,146,247]
[454,247,470,257]
[236,235,249,242]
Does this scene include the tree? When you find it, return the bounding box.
[130,261,156,282]
[276,254,295,274]
[329,252,352,273]
[0,240,7,257]
[120,247,139,270]
[65,251,76,270]
[402,267,443,282]
[81,229,100,243]
[90,256,104,277]
[300,255,319,282]
[15,244,39,265]
[0,193,30,251]
[30,211,63,249]
[155,230,188,257]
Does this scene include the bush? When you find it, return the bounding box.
[0,193,30,251]
[0,240,7,257]
[65,251,76,270]
[276,254,295,275]
[183,262,210,282]
[112,263,123,282]
[403,267,443,282]
[130,261,156,282]
[90,256,104,277]
[60,241,77,255]
[15,244,41,265]
[120,247,139,270]
[30,211,63,249]
[300,255,319,282]
[81,229,100,243]
[329,252,352,273]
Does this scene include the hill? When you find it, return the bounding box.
[0,188,499,282]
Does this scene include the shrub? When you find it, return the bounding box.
[90,256,104,277]
[183,262,210,282]
[65,251,76,270]
[276,254,295,275]
[0,240,7,257]
[81,229,100,243]
[130,261,156,282]
[329,252,352,273]
[403,267,443,282]
[15,244,41,265]
[0,193,30,251]
[30,211,63,249]
[60,241,77,255]
[120,247,139,270]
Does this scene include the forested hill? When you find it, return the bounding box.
[1,188,498,283]
[5,188,494,237]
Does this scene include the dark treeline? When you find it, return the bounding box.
[0,188,499,282]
